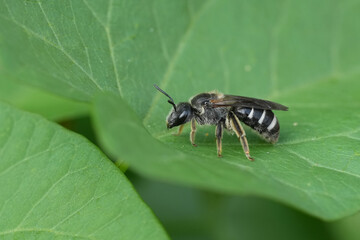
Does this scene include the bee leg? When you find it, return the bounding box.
[229,112,254,161]
[215,122,223,157]
[190,118,197,147]
[175,124,185,136]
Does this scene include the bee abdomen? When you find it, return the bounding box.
[234,107,280,143]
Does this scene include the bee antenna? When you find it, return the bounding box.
[167,100,177,111]
[154,84,177,111]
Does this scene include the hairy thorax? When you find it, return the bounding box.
[190,92,228,125]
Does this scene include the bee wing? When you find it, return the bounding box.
[210,95,288,111]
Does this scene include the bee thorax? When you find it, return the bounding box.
[194,107,227,125]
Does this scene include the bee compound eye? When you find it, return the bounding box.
[179,111,187,119]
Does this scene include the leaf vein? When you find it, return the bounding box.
[105,0,123,96]
[15,166,90,228]
[278,127,360,146]
[70,0,94,78]
[82,0,107,28]
[87,188,128,236]
[37,1,62,48]
[151,4,170,61]
[37,1,103,91]
[0,143,68,177]
[0,6,103,92]
[143,0,216,125]
[51,192,107,230]
[0,228,94,240]
[269,0,290,97]
[283,148,360,179]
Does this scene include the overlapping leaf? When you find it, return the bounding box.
[93,75,360,220]
[0,103,168,240]
[0,74,88,120]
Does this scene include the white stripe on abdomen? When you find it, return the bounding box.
[267,116,277,131]
[258,110,266,124]
[248,108,254,119]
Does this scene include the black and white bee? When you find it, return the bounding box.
[154,84,288,161]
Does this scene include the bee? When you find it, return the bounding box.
[154,84,288,161]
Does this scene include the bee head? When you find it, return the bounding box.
[154,84,193,129]
[166,102,192,129]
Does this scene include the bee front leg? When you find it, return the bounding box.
[229,112,254,161]
[215,122,223,157]
[190,118,197,147]
[175,124,185,136]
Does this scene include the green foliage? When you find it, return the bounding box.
[93,76,360,220]
[1,0,360,238]
[0,103,168,239]
[0,74,89,121]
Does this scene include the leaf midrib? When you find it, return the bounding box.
[0,228,95,240]
[1,0,125,98]
[142,0,217,125]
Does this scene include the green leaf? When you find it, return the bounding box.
[0,103,168,240]
[0,74,89,121]
[2,0,360,220]
[2,0,359,109]
[1,0,199,103]
[93,72,360,220]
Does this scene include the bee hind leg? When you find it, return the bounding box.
[190,118,197,147]
[228,112,254,161]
